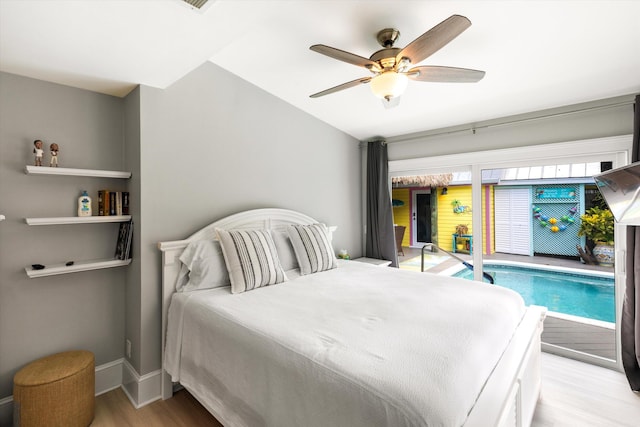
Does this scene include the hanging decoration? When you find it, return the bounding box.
[452,199,472,214]
[532,204,578,233]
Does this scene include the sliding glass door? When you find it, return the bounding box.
[479,163,617,363]
[389,135,631,370]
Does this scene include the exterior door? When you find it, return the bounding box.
[412,190,432,245]
[494,188,531,255]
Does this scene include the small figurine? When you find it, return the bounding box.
[33,140,44,166]
[49,143,59,167]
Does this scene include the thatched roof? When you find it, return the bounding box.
[392,173,453,187]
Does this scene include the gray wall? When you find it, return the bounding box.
[0,72,127,398]
[126,62,362,374]
[386,95,635,160]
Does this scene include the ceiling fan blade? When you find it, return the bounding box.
[310,44,380,71]
[309,77,372,98]
[406,66,485,82]
[396,15,471,65]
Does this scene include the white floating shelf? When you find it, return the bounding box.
[25,165,131,179]
[0,215,5,221]
[25,258,132,278]
[25,215,131,225]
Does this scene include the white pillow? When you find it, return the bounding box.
[271,230,299,271]
[177,239,230,292]
[216,228,287,294]
[287,223,337,275]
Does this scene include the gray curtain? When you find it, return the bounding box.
[366,141,399,267]
[622,94,640,391]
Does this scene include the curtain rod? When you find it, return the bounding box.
[385,99,635,144]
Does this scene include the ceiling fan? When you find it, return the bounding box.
[309,14,485,108]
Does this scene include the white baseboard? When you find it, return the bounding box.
[96,357,125,395]
[0,395,13,427]
[121,359,162,408]
[0,357,161,426]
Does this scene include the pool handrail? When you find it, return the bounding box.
[421,243,495,284]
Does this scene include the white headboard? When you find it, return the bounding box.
[157,208,330,398]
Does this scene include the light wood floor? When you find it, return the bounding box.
[92,353,640,426]
[92,387,222,427]
[531,353,640,427]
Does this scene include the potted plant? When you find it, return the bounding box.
[455,224,469,236]
[577,206,615,266]
[454,224,469,251]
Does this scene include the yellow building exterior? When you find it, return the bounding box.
[392,185,495,255]
[391,188,411,248]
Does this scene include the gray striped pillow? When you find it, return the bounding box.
[216,228,287,294]
[287,223,337,275]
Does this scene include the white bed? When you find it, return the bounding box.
[158,208,546,427]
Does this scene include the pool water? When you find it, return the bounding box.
[453,264,615,322]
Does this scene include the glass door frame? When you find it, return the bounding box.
[389,134,632,371]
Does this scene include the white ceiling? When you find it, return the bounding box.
[1,0,639,141]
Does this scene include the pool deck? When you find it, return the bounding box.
[542,315,615,360]
[399,246,613,274]
[398,247,617,361]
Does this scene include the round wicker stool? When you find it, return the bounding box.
[13,350,95,427]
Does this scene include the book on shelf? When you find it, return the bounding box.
[122,192,129,215]
[124,220,133,260]
[115,191,122,216]
[99,190,129,217]
[109,192,116,216]
[98,190,108,216]
[114,222,127,259]
[114,220,133,260]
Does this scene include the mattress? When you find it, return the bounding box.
[165,260,526,427]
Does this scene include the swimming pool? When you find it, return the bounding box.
[451,263,615,322]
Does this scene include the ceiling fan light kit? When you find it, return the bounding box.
[370,71,408,100]
[309,14,485,108]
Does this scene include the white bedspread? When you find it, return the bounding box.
[165,260,525,427]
